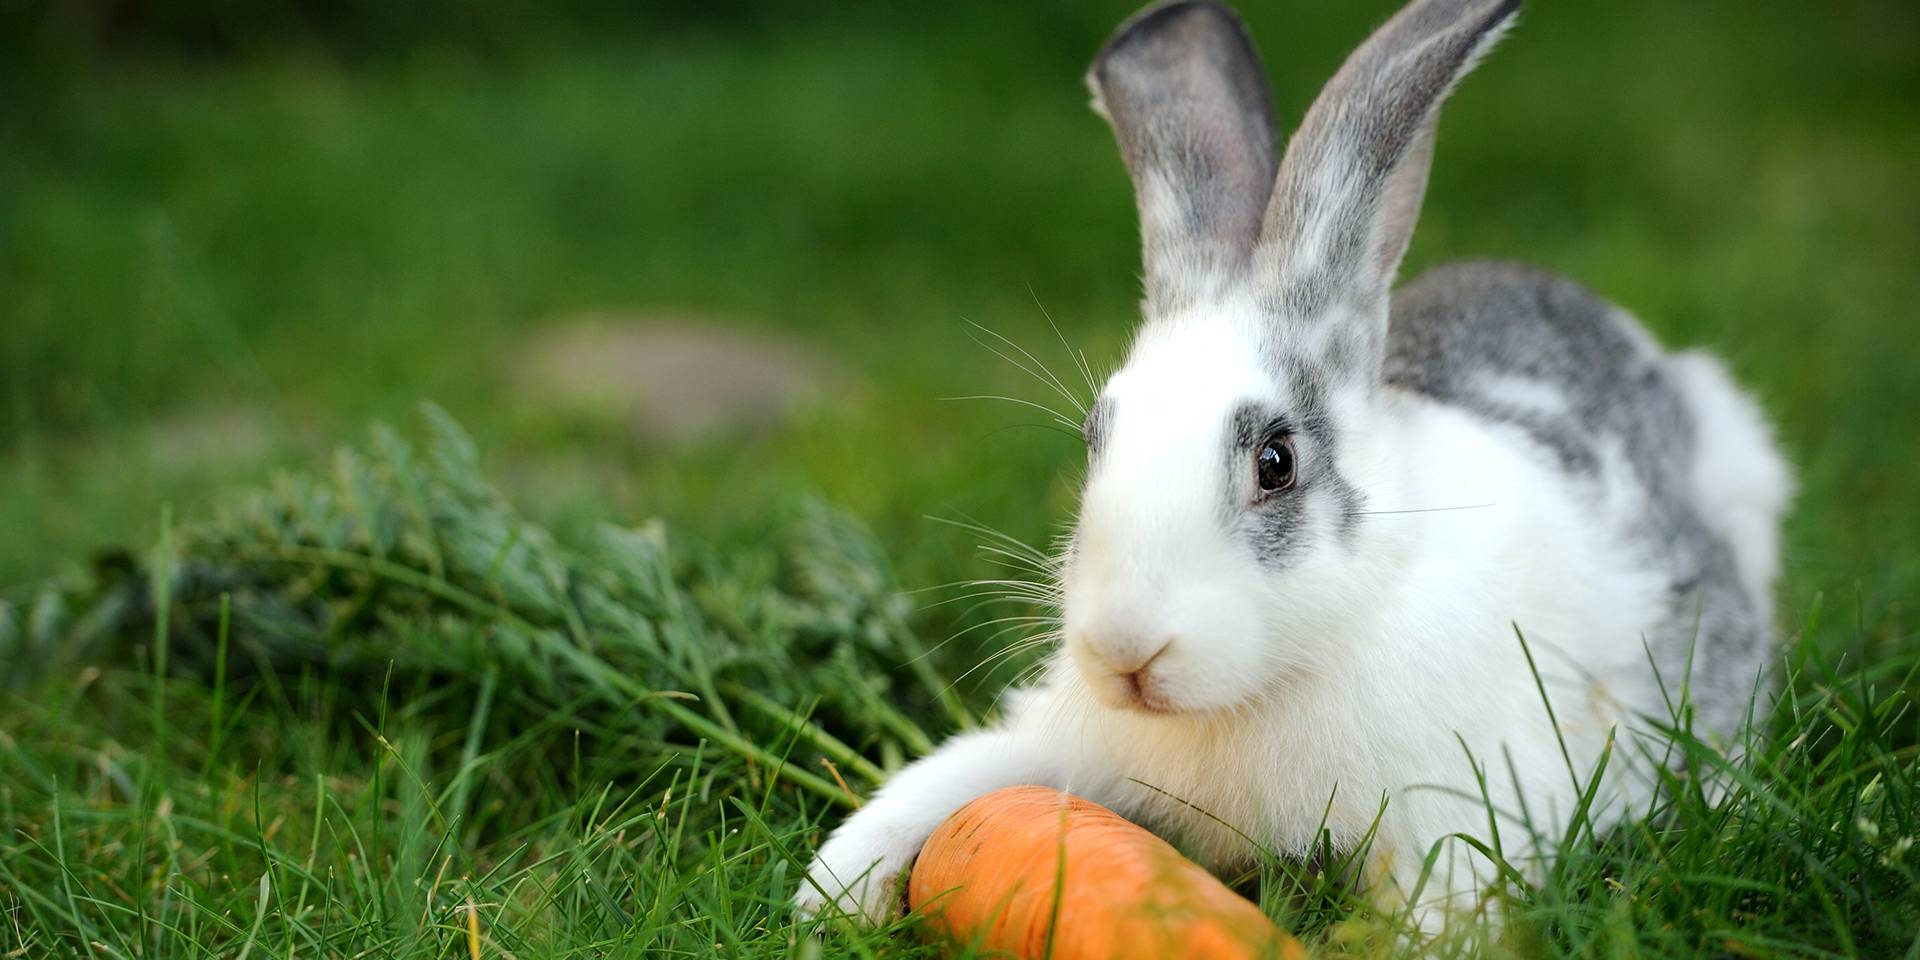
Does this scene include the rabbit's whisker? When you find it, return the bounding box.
[928,516,1062,577]
[939,394,1080,434]
[1355,503,1497,517]
[962,318,1090,417]
[918,587,1059,614]
[1026,283,1101,399]
[947,628,1062,693]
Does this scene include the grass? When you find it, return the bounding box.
[2,0,1918,955]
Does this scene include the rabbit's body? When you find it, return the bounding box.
[797,0,1789,929]
[1025,259,1786,872]
[1386,262,1787,736]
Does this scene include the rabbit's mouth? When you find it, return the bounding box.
[1069,635,1233,716]
[1120,667,1176,715]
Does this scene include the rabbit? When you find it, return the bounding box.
[795,0,1791,929]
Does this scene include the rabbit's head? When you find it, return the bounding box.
[1062,0,1518,714]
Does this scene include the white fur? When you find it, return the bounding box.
[796,295,1784,925]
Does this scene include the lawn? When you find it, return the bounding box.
[2,0,1917,956]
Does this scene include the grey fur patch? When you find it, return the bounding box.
[1222,386,1367,569]
[1386,260,1771,732]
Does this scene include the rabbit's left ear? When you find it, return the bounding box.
[1089,1,1279,313]
[1259,0,1518,322]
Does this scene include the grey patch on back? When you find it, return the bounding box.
[1385,260,1769,734]
[1386,262,1640,476]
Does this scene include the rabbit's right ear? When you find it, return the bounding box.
[1258,0,1518,326]
[1089,1,1278,313]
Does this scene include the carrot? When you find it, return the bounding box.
[908,786,1305,959]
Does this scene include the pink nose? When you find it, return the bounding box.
[1112,641,1172,685]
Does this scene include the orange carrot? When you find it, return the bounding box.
[908,786,1305,959]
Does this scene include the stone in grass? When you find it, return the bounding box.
[146,405,279,472]
[515,316,841,443]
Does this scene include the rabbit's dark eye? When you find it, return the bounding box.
[1255,435,1296,498]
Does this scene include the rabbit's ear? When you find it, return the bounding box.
[1089,1,1278,312]
[1259,0,1517,321]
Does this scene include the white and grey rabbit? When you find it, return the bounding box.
[797,0,1791,927]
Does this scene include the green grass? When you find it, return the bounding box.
[2,0,1918,955]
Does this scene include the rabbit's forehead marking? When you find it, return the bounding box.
[1258,294,1382,391]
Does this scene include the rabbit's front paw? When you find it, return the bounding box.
[793,815,923,924]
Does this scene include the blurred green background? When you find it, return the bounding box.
[3,0,1917,649]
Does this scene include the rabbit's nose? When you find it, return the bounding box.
[1105,639,1172,679]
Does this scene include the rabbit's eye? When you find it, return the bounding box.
[1255,435,1296,498]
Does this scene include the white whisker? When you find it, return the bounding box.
[963,318,1089,417]
[938,394,1080,433]
[1027,283,1101,399]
